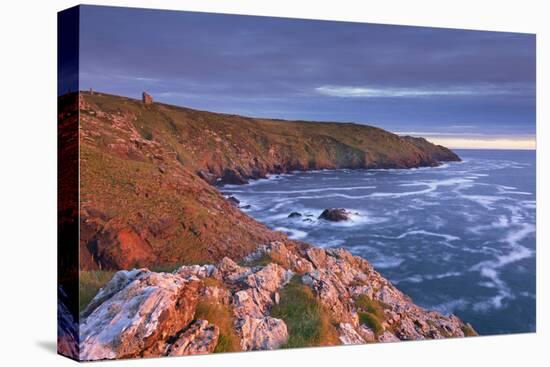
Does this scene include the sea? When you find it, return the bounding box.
[222,149,536,335]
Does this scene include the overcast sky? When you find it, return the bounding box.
[78,5,536,149]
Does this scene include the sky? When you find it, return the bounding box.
[76,5,536,149]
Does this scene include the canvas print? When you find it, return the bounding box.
[57,5,536,361]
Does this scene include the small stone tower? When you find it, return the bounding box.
[142,92,153,105]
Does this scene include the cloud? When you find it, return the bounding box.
[115,75,160,83]
[315,84,531,98]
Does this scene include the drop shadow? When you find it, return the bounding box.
[35,340,57,355]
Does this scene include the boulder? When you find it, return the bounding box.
[318,208,352,222]
[220,168,248,185]
[230,263,292,350]
[238,316,288,350]
[306,247,328,268]
[233,264,293,319]
[79,270,200,360]
[167,320,220,356]
[227,196,240,206]
[288,212,302,218]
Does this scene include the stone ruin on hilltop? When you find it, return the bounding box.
[142,92,153,105]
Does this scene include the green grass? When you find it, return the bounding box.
[354,295,387,336]
[358,312,383,335]
[194,299,241,353]
[270,276,339,348]
[79,270,116,312]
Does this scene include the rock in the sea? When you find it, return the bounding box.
[220,168,248,185]
[288,211,302,218]
[318,208,352,222]
[227,196,240,206]
[167,320,220,356]
[79,270,200,361]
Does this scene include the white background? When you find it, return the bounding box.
[0,0,547,366]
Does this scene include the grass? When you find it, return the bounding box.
[354,294,387,336]
[358,312,383,335]
[78,92,456,272]
[242,253,285,268]
[243,253,274,267]
[193,298,241,353]
[270,276,339,348]
[79,270,116,312]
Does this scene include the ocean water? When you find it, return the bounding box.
[223,149,536,335]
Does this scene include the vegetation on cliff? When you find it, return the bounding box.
[56,92,474,360]
[73,91,460,271]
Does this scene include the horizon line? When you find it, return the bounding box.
[74,89,535,150]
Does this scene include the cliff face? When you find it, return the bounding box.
[75,91,460,270]
[57,91,474,360]
[79,242,475,361]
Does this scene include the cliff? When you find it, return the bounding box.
[57,91,474,360]
[74,91,460,270]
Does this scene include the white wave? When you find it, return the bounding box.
[372,256,405,269]
[319,239,346,248]
[323,210,389,227]
[258,177,472,201]
[500,190,533,196]
[459,194,505,210]
[395,229,460,242]
[429,215,446,229]
[469,216,510,235]
[397,275,423,284]
[369,177,475,199]
[396,271,462,285]
[273,226,308,240]
[521,200,536,209]
[469,222,535,311]
[225,185,376,194]
[473,293,510,312]
[429,299,469,315]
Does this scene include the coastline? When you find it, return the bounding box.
[60,91,479,360]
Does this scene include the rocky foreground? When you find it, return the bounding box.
[78,241,476,360]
